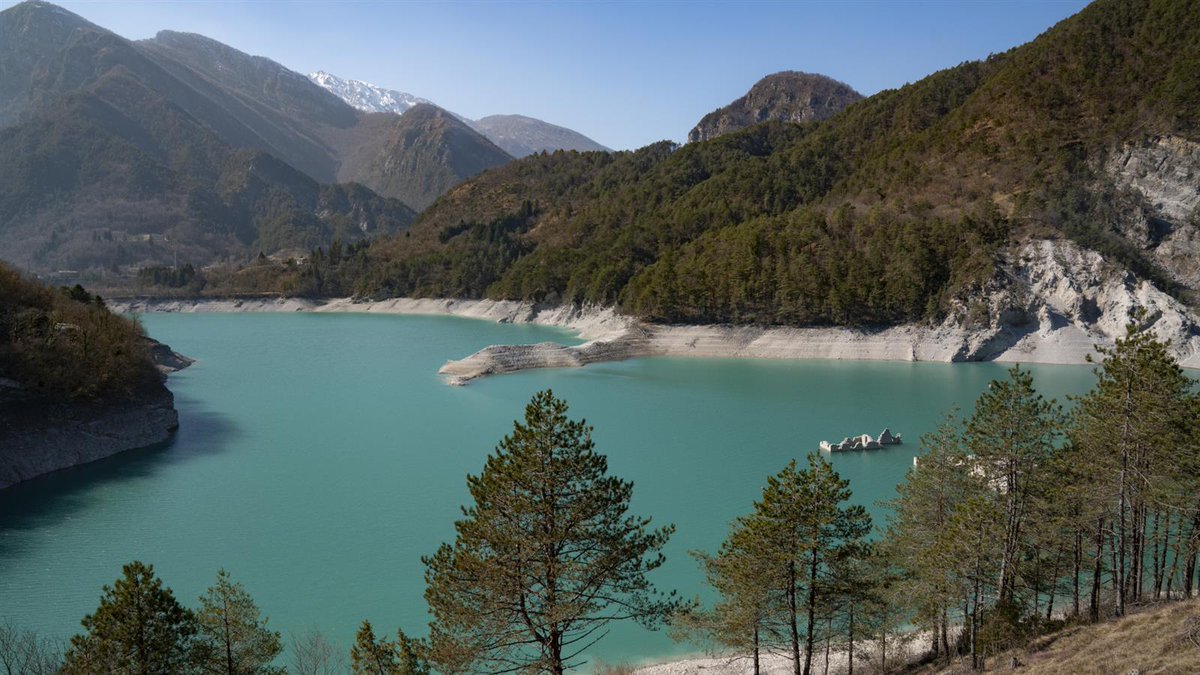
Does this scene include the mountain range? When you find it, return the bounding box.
[252,0,1199,352]
[0,1,511,272]
[307,70,610,157]
[5,0,1199,358]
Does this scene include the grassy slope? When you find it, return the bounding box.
[915,600,1200,674]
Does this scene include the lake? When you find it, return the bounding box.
[0,312,1099,667]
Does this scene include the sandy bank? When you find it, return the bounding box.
[111,293,1200,386]
[627,631,933,675]
[112,297,632,342]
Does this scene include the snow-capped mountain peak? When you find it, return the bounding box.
[308,70,430,114]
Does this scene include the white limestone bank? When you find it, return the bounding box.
[113,239,1200,385]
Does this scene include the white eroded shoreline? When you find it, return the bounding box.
[112,295,1200,386]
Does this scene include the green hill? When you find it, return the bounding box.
[340,0,1199,328]
[0,261,155,400]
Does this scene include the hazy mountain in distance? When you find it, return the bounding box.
[0,1,517,273]
[473,114,609,157]
[309,70,609,156]
[0,1,420,271]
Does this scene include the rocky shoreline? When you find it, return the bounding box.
[112,239,1200,385]
[0,341,192,490]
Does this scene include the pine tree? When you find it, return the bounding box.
[926,495,1003,669]
[749,454,872,675]
[423,390,677,674]
[395,629,429,675]
[61,561,197,674]
[674,518,786,673]
[350,621,398,675]
[882,411,979,662]
[193,569,283,674]
[1071,318,1198,616]
[963,366,1063,607]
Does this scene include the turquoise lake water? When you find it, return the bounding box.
[0,313,1100,667]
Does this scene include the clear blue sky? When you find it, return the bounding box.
[6,0,1091,150]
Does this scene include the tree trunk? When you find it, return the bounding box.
[789,561,801,675]
[823,616,831,675]
[1165,513,1185,601]
[802,552,819,675]
[1073,530,1082,618]
[941,608,950,663]
[848,604,855,675]
[1117,450,1128,617]
[1149,509,1164,599]
[1090,517,1104,623]
[1116,380,1133,617]
[970,581,980,670]
[753,625,761,675]
[1189,551,1198,598]
[550,629,564,675]
[1046,544,1064,622]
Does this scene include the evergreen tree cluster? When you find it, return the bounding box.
[5,326,1199,672]
[57,563,283,675]
[0,261,158,399]
[677,321,1200,672]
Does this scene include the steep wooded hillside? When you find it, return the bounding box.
[340,0,1199,331]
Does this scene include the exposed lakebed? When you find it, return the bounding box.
[0,313,1099,665]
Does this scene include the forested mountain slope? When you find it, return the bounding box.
[0,64,415,271]
[336,105,513,211]
[343,0,1199,334]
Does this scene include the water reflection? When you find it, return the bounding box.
[0,395,238,557]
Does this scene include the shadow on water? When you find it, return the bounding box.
[0,394,238,555]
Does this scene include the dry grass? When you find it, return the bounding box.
[920,599,1200,674]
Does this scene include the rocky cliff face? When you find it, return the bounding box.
[1105,135,1200,290]
[0,340,191,489]
[688,71,862,143]
[958,238,1200,366]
